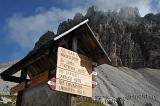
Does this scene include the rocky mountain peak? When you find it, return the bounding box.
[119,7,140,19]
[73,13,84,21]
[0,60,18,69]
[35,6,160,69]
[85,6,97,18]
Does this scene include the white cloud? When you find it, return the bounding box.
[5,7,86,49]
[91,0,152,16]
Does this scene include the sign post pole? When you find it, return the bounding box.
[54,38,93,105]
[68,36,78,106]
[16,70,27,106]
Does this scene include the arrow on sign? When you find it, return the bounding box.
[48,77,56,90]
[92,81,97,88]
[92,71,97,88]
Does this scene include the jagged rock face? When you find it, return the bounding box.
[56,6,160,69]
[131,17,160,68]
[119,7,140,19]
[21,84,68,106]
[33,31,55,50]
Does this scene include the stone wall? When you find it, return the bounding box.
[21,83,68,106]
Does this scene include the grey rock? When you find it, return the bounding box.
[73,12,84,21]
[33,31,55,50]
[93,64,160,106]
[21,84,68,106]
[119,7,140,19]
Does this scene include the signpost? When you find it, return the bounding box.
[55,47,92,97]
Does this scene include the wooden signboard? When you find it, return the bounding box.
[55,47,92,97]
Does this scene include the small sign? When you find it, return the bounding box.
[55,47,92,97]
[92,71,97,80]
[56,67,92,86]
[92,81,97,88]
[56,78,92,97]
[48,77,56,90]
[92,71,97,88]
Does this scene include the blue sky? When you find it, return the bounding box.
[0,0,159,63]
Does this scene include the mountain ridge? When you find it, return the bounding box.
[54,6,160,69]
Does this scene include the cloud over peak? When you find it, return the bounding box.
[5,7,85,49]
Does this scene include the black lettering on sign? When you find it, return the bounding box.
[56,47,92,97]
[58,74,72,82]
[66,60,74,66]
[74,78,81,83]
[65,71,78,77]
[60,53,79,62]
[77,89,83,95]
[77,68,86,74]
[59,63,76,71]
[58,85,76,93]
[57,79,82,89]
[60,58,65,63]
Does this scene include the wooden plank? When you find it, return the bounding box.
[2,75,25,83]
[16,91,23,106]
[16,69,27,106]
[10,81,26,95]
[29,70,49,87]
[56,67,92,87]
[56,78,92,97]
[57,62,92,75]
[57,47,92,62]
[57,48,92,73]
[72,36,78,52]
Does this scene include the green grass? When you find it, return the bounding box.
[0,104,15,106]
[75,99,107,106]
[1,95,16,101]
[0,95,16,106]
[76,101,106,106]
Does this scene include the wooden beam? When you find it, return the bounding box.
[10,81,26,95]
[67,36,78,106]
[20,70,27,81]
[16,91,23,106]
[29,70,49,87]
[2,75,26,83]
[16,69,27,106]
[72,36,78,52]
